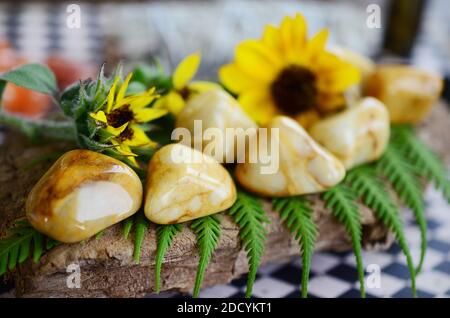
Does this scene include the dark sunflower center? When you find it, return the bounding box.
[270,65,317,116]
[118,126,134,141]
[107,104,134,128]
[178,87,191,100]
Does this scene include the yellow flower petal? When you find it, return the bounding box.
[316,63,360,93]
[111,140,137,157]
[307,29,329,57]
[291,13,307,52]
[156,91,186,115]
[106,122,128,137]
[133,107,168,123]
[238,90,277,125]
[115,73,133,108]
[173,53,201,90]
[219,63,265,94]
[106,76,120,112]
[124,125,157,148]
[235,40,281,82]
[89,111,107,123]
[188,81,221,94]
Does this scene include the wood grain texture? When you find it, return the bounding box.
[1,102,449,297]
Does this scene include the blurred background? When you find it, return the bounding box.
[0,0,449,90]
[1,0,450,298]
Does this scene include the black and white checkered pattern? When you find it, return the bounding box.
[1,2,449,298]
[0,2,103,64]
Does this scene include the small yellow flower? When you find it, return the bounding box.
[219,13,361,125]
[155,52,220,115]
[90,73,168,165]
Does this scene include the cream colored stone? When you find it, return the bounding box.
[175,89,258,163]
[365,64,443,124]
[26,150,143,243]
[310,97,390,169]
[235,116,345,197]
[144,143,236,224]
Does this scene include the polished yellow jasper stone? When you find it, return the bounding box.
[144,143,236,224]
[235,116,346,197]
[366,64,443,124]
[310,97,390,170]
[26,150,143,243]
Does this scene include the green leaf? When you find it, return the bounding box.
[191,215,221,298]
[0,220,58,276]
[392,125,450,204]
[154,224,182,293]
[122,217,134,240]
[322,185,365,297]
[133,213,148,264]
[346,166,417,297]
[0,64,57,97]
[228,190,269,298]
[377,144,427,273]
[272,196,317,298]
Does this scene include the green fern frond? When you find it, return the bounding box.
[191,215,221,298]
[392,125,450,203]
[272,196,317,298]
[154,224,182,294]
[377,144,427,273]
[122,217,134,240]
[322,185,365,297]
[0,220,58,276]
[346,166,417,297]
[228,190,270,298]
[133,212,148,264]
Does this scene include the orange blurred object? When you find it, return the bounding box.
[46,55,97,90]
[2,84,52,118]
[0,39,52,118]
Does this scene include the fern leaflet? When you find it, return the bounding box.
[392,125,450,204]
[154,224,182,293]
[377,144,427,273]
[191,215,221,298]
[322,184,366,297]
[0,220,58,276]
[133,212,148,263]
[228,190,270,298]
[272,196,317,298]
[346,166,416,297]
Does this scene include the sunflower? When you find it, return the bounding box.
[154,52,219,115]
[90,73,168,165]
[219,13,360,126]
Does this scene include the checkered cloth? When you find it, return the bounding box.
[1,1,450,298]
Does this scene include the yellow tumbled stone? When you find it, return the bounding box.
[26,150,143,243]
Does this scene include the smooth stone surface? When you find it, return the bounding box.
[175,89,258,163]
[144,143,236,224]
[365,64,443,124]
[26,150,143,243]
[310,97,390,170]
[235,116,346,197]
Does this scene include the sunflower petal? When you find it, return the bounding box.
[124,125,157,148]
[106,76,120,112]
[307,29,329,55]
[89,111,107,123]
[133,107,168,123]
[235,40,281,82]
[188,81,221,94]
[155,91,186,115]
[111,140,137,157]
[219,63,265,94]
[106,122,128,137]
[173,53,201,90]
[238,90,277,124]
[115,73,133,107]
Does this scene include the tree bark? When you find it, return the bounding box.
[1,103,449,297]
